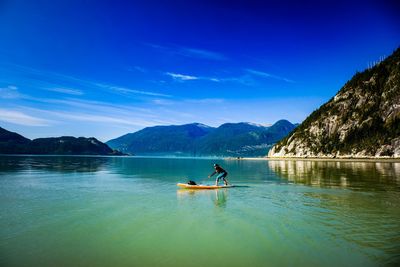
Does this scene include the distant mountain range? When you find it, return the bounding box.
[0,127,123,155]
[107,120,296,157]
[269,47,400,158]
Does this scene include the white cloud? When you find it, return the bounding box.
[44,109,181,128]
[245,69,295,83]
[0,109,51,126]
[108,86,171,97]
[2,64,171,99]
[218,75,254,85]
[18,101,180,129]
[25,98,157,119]
[165,72,199,81]
[178,47,227,61]
[0,85,22,99]
[46,111,153,127]
[46,88,84,95]
[152,98,225,106]
[152,99,175,105]
[145,43,227,61]
[185,98,225,104]
[165,72,221,83]
[128,66,147,73]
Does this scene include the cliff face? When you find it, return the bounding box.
[269,47,400,158]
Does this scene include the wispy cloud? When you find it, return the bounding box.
[152,98,224,106]
[0,108,52,126]
[46,88,84,95]
[105,85,171,97]
[208,77,221,82]
[185,98,225,104]
[245,69,295,83]
[152,99,175,105]
[217,75,254,86]
[25,98,157,119]
[178,47,227,61]
[18,103,180,129]
[128,66,147,73]
[0,85,23,99]
[1,64,171,99]
[165,72,199,81]
[45,111,154,127]
[145,43,227,61]
[26,97,190,126]
[165,72,221,83]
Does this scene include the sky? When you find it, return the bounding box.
[0,0,399,141]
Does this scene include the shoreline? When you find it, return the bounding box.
[226,157,400,163]
[1,154,400,163]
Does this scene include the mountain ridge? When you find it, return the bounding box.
[107,120,296,157]
[0,127,123,155]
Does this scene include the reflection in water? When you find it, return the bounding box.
[268,160,400,265]
[268,160,400,190]
[299,189,400,266]
[214,189,227,208]
[0,155,109,173]
[177,189,228,208]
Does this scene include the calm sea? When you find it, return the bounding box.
[1,156,399,266]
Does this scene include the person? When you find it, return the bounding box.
[208,163,229,186]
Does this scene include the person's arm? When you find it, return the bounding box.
[208,171,216,178]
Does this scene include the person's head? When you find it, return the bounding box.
[213,163,219,168]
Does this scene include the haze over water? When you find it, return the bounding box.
[1,156,399,266]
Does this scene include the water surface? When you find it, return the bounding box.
[1,156,399,266]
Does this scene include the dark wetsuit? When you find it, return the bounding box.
[210,166,228,182]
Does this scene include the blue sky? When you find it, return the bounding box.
[0,0,399,141]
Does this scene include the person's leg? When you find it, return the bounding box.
[222,173,229,185]
[215,173,223,186]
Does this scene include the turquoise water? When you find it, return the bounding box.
[1,156,399,267]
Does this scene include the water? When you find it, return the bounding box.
[1,156,399,267]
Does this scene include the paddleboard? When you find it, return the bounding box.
[177,183,234,189]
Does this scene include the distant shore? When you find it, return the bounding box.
[226,157,400,162]
[2,154,400,162]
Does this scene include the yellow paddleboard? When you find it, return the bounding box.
[177,183,233,189]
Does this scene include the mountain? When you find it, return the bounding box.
[0,127,123,155]
[196,122,267,156]
[268,47,400,158]
[0,127,31,154]
[27,137,121,155]
[197,120,296,156]
[107,123,215,155]
[107,120,296,157]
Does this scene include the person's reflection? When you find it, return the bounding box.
[177,189,228,208]
[213,189,227,208]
